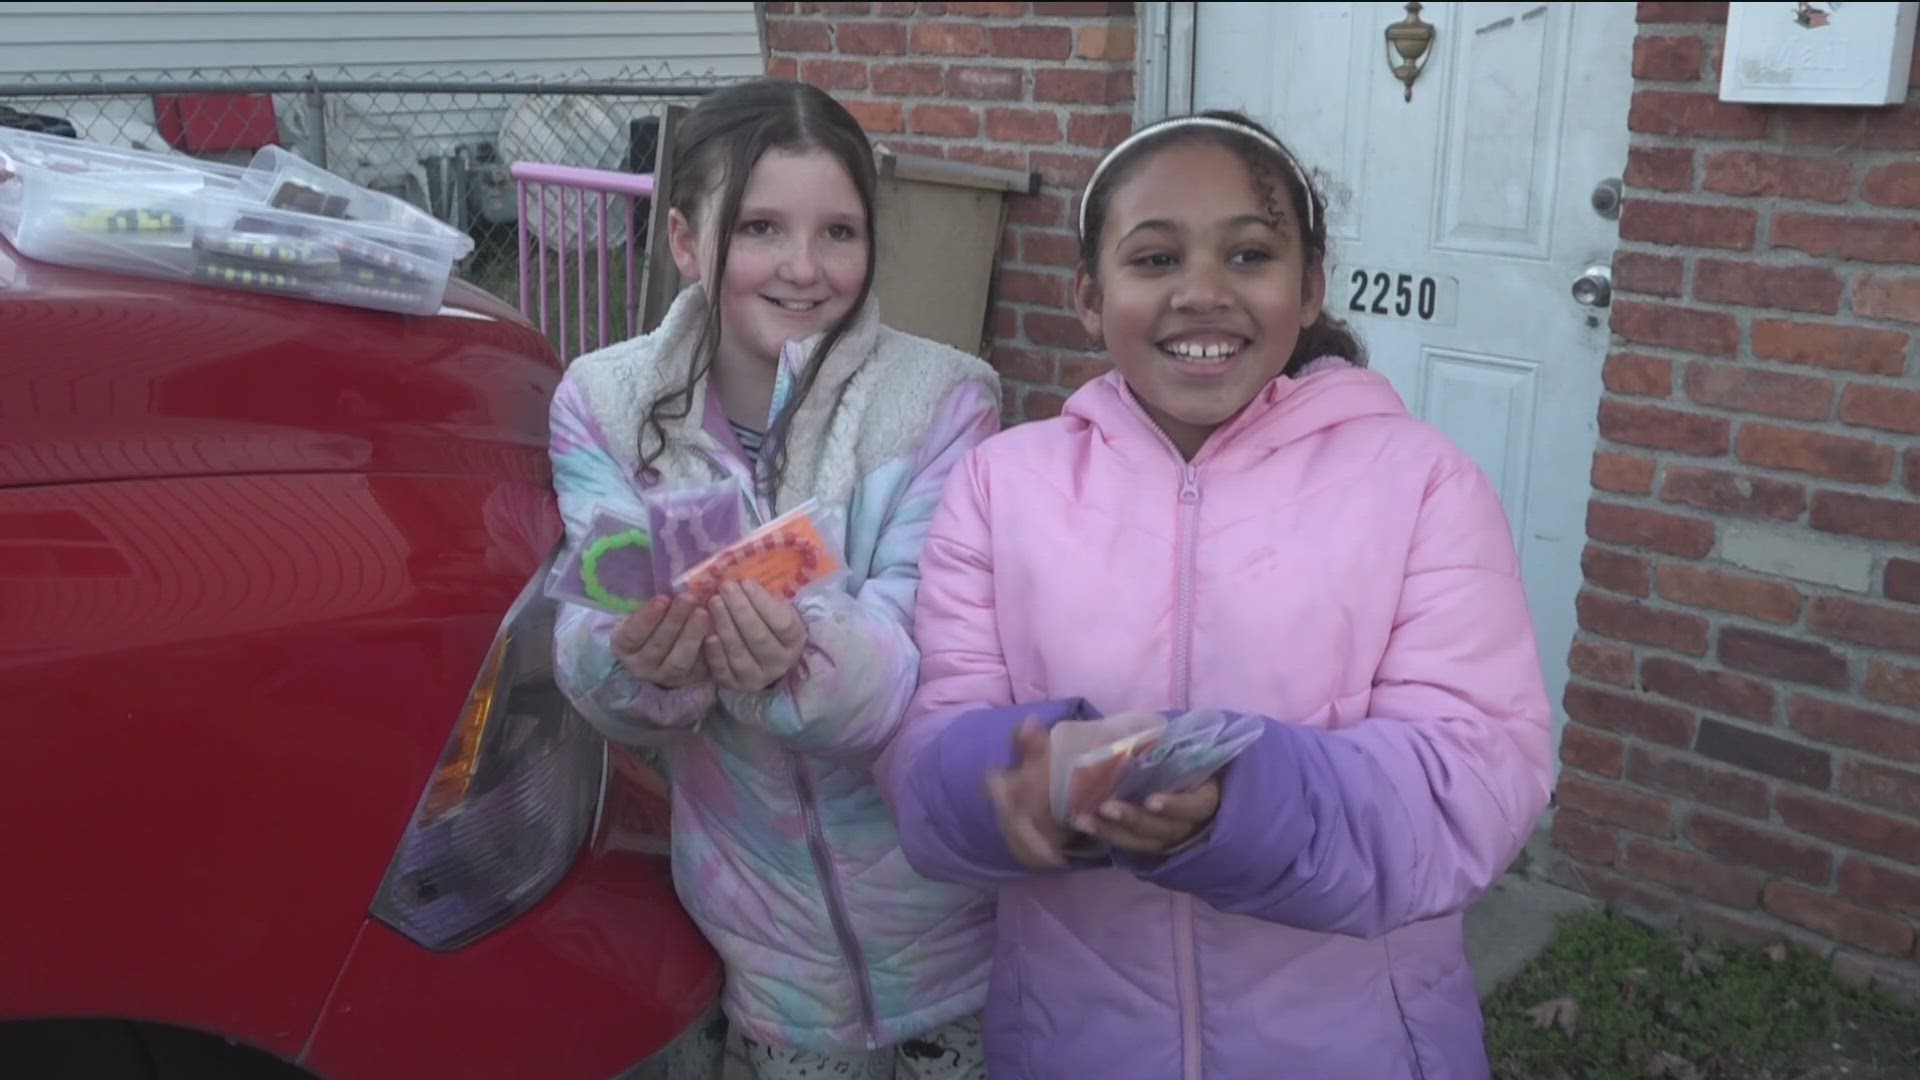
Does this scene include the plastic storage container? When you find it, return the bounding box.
[0,129,473,316]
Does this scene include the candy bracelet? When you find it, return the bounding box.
[580,527,652,613]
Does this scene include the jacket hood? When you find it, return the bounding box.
[1063,358,1411,461]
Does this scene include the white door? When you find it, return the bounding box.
[1190,2,1636,755]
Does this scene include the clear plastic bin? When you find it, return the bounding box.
[0,129,473,316]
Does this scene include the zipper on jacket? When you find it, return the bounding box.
[1122,386,1208,1080]
[792,755,882,1048]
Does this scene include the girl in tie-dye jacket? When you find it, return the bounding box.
[547,79,999,1077]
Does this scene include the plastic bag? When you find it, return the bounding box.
[673,499,846,606]
[1047,709,1265,825]
[545,482,746,616]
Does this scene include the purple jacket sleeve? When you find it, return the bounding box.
[1123,460,1554,938]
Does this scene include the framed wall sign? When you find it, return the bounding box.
[1720,2,1919,106]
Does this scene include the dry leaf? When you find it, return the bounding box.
[1525,996,1579,1036]
[1765,942,1789,963]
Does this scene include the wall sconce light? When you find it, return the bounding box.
[1384,1,1436,102]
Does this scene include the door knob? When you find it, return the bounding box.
[1573,264,1613,308]
[1591,178,1623,220]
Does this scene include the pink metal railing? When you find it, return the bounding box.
[508,161,655,363]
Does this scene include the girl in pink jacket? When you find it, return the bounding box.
[876,110,1554,1080]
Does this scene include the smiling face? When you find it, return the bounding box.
[1075,139,1326,458]
[669,147,870,376]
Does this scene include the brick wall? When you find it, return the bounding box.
[1552,1,1920,996]
[759,0,1134,420]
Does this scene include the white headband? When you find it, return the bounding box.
[1077,116,1317,239]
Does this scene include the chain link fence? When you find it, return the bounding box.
[0,65,738,314]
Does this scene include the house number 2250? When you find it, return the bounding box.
[1343,268,1457,325]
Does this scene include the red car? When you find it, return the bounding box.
[0,233,723,1078]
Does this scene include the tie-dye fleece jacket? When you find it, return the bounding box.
[547,285,1001,1053]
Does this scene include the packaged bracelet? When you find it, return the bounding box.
[545,507,661,616]
[194,227,342,271]
[674,500,845,606]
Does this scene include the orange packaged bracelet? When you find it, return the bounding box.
[673,500,844,605]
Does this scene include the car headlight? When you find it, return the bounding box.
[370,558,605,951]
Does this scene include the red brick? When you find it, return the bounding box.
[1603,352,1673,397]
[1862,162,1920,209]
[1811,491,1920,545]
[1630,745,1771,818]
[1033,68,1133,107]
[1751,320,1910,376]
[1613,253,1684,298]
[996,268,1068,308]
[1866,106,1920,151]
[1779,110,1868,147]
[1629,90,1769,139]
[1025,311,1095,350]
[1557,774,1676,836]
[1028,149,1105,189]
[1641,655,1779,721]
[1594,451,1658,496]
[765,18,833,52]
[1911,447,1920,495]
[1553,862,1688,922]
[990,304,1019,343]
[1763,881,1916,957]
[1612,300,1739,356]
[1583,545,1651,596]
[1688,812,1832,884]
[1659,465,1806,520]
[1839,383,1920,437]
[1021,389,1067,421]
[1561,723,1629,778]
[1736,423,1894,484]
[1634,35,1703,80]
[1619,199,1757,250]
[1789,694,1920,764]
[764,1,796,11]
[1586,502,1717,559]
[984,107,1062,145]
[1683,363,1833,421]
[1702,151,1853,203]
[1682,906,1827,956]
[990,348,1055,385]
[799,57,870,90]
[1853,273,1920,326]
[1696,717,1832,787]
[1655,564,1803,626]
[1839,858,1920,919]
[1720,627,1850,689]
[944,1,1027,14]
[988,24,1073,60]
[1638,2,1728,23]
[1626,146,1695,192]
[1565,679,1700,746]
[1774,213,1920,263]
[767,56,800,80]
[1693,259,1842,315]
[907,103,980,138]
[1021,228,1080,268]
[1043,1,1134,13]
[1008,191,1068,228]
[1812,596,1920,656]
[1553,812,1620,865]
[1075,23,1136,61]
[1866,660,1920,712]
[1600,400,1730,456]
[1570,639,1638,687]
[1067,111,1134,150]
[1778,788,1920,863]
[910,22,990,56]
[1889,559,1920,604]
[943,65,1024,100]
[1623,838,1765,908]
[838,20,910,55]
[799,1,871,12]
[870,62,944,95]
[845,99,905,134]
[1839,758,1920,818]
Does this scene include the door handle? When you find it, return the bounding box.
[1573,264,1612,308]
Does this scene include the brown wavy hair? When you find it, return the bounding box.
[637,79,879,502]
[1076,109,1366,375]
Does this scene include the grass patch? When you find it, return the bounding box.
[1484,910,1920,1080]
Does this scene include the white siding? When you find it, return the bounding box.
[0,2,763,79]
